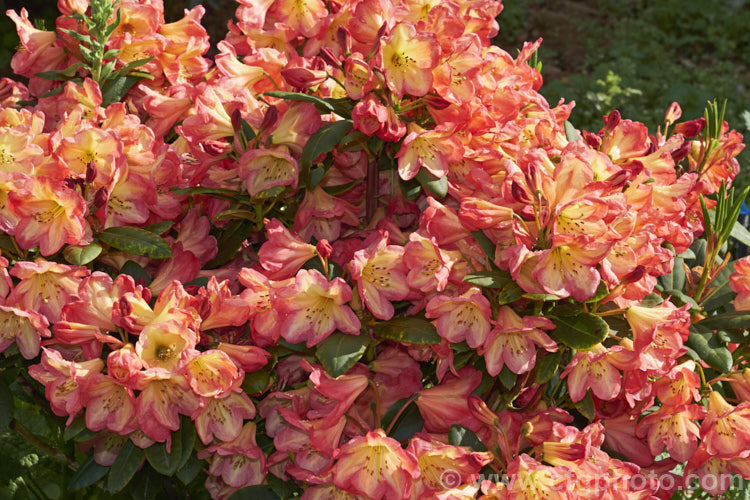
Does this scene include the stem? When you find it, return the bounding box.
[385,394,418,435]
[365,159,378,223]
[10,420,78,471]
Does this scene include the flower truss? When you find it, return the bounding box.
[0,0,749,499]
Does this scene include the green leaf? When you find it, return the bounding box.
[63,242,102,266]
[68,456,109,490]
[214,209,256,222]
[130,467,163,500]
[0,382,12,427]
[448,424,487,452]
[585,281,611,303]
[98,227,171,259]
[535,350,562,384]
[498,281,525,305]
[35,63,82,81]
[564,120,579,142]
[696,311,750,330]
[387,401,424,442]
[101,74,147,107]
[143,221,173,235]
[315,332,370,377]
[227,485,279,500]
[120,260,151,284]
[470,230,496,263]
[550,313,609,350]
[686,325,733,373]
[299,120,353,171]
[373,317,441,345]
[107,440,144,492]
[658,257,685,292]
[205,220,255,269]
[144,422,196,476]
[171,186,240,201]
[677,248,696,260]
[575,391,595,421]
[662,288,700,311]
[112,56,154,79]
[268,473,302,499]
[416,168,448,198]
[731,222,750,247]
[241,371,271,395]
[175,453,202,486]
[499,365,517,390]
[63,415,87,441]
[309,165,328,189]
[264,90,336,113]
[322,179,363,196]
[463,270,512,288]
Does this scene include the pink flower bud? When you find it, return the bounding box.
[281,66,328,89]
[93,187,108,207]
[336,26,351,55]
[674,117,706,138]
[671,142,691,163]
[316,239,333,258]
[231,108,242,133]
[621,265,646,284]
[85,161,97,183]
[664,102,682,125]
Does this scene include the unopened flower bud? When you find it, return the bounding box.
[468,394,498,426]
[664,102,682,125]
[93,187,108,207]
[140,286,152,304]
[281,66,328,89]
[118,296,133,316]
[316,239,333,259]
[259,106,279,134]
[231,108,243,133]
[64,177,78,190]
[621,265,646,284]
[582,130,602,148]
[203,140,231,156]
[511,180,532,203]
[423,94,451,110]
[85,161,97,183]
[319,47,341,68]
[337,26,352,55]
[604,110,621,131]
[605,170,631,190]
[674,117,706,138]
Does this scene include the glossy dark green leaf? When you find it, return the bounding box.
[658,257,685,293]
[171,186,240,201]
[315,332,370,377]
[322,179,363,196]
[68,456,109,490]
[448,424,487,452]
[144,422,196,476]
[686,325,733,373]
[470,230,496,263]
[550,313,609,350]
[299,120,353,171]
[585,281,611,303]
[143,221,174,235]
[498,281,524,305]
[416,168,448,198]
[575,391,595,421]
[663,289,699,311]
[98,227,171,259]
[227,485,279,500]
[241,371,271,395]
[120,260,151,284]
[463,270,512,288]
[499,365,517,390]
[388,401,424,442]
[731,222,750,247]
[101,74,147,106]
[536,350,562,384]
[63,415,87,441]
[373,317,441,345]
[264,90,336,113]
[107,440,144,492]
[214,209,256,222]
[267,473,302,499]
[205,220,255,269]
[63,242,102,266]
[309,166,328,189]
[175,453,202,486]
[130,467,162,500]
[696,311,750,330]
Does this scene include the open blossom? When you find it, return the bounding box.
[333,429,421,499]
[636,403,706,462]
[425,287,492,348]
[0,305,50,359]
[395,123,464,180]
[238,147,298,197]
[274,269,360,347]
[198,422,266,488]
[349,231,409,320]
[378,22,440,97]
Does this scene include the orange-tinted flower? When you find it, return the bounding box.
[238,147,298,197]
[0,305,50,359]
[333,429,421,499]
[82,373,138,435]
[379,22,440,97]
[8,177,89,256]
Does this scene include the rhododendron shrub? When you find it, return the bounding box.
[1,0,749,498]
